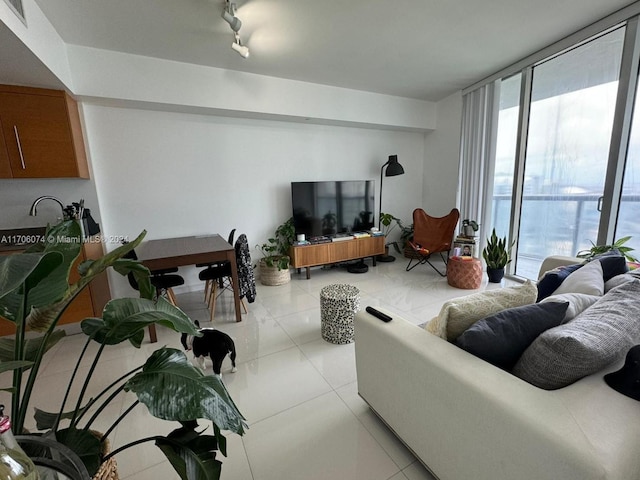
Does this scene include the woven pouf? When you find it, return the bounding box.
[447,256,483,289]
[320,284,360,344]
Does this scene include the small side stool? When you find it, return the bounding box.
[447,256,483,289]
[320,284,360,344]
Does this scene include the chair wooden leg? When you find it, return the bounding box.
[204,279,211,303]
[166,288,179,306]
[208,283,219,322]
[241,298,247,314]
[148,324,157,343]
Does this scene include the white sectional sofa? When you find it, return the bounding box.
[354,257,640,480]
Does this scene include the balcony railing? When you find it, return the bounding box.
[491,193,640,279]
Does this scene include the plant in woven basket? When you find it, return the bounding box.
[0,220,247,479]
[257,217,295,270]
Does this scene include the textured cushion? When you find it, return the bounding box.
[455,301,569,370]
[536,263,582,301]
[425,281,538,341]
[605,273,636,292]
[551,259,604,296]
[540,292,600,322]
[591,250,629,281]
[513,279,640,389]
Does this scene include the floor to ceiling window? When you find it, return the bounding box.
[617,83,640,257]
[517,28,624,277]
[479,18,640,279]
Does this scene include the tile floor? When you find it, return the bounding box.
[14,257,517,480]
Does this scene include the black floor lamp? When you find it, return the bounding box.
[378,155,405,262]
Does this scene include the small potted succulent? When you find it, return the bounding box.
[482,228,514,283]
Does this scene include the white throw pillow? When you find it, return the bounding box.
[540,292,600,322]
[551,259,604,296]
[425,280,538,341]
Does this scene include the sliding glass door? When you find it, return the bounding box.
[491,28,626,278]
[617,85,640,258]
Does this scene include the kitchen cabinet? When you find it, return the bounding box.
[0,239,111,336]
[0,85,89,179]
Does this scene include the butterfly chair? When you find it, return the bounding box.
[122,246,185,342]
[406,208,460,276]
[198,233,256,321]
[197,229,236,303]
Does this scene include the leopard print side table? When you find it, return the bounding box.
[320,284,360,344]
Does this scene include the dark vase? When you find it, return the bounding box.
[486,267,505,283]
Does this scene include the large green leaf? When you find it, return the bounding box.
[124,348,247,434]
[157,431,222,480]
[33,404,91,431]
[0,330,66,364]
[0,252,63,323]
[26,221,83,311]
[0,253,50,299]
[0,360,33,374]
[56,427,102,477]
[110,258,155,300]
[81,297,199,346]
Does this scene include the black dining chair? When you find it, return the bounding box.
[122,245,185,342]
[197,229,236,302]
[198,233,255,321]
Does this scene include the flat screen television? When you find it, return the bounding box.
[291,180,376,238]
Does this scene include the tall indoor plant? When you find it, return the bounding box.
[379,212,404,261]
[482,228,514,283]
[257,218,295,285]
[0,220,247,478]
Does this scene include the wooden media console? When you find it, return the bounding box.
[289,236,385,279]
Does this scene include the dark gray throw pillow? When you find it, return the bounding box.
[455,301,569,370]
[513,279,640,390]
[591,250,629,282]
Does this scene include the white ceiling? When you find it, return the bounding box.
[5,0,639,101]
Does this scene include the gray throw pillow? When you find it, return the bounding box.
[513,279,640,390]
[455,301,569,370]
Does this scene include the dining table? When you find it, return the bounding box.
[136,234,243,341]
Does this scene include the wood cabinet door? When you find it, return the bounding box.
[357,236,384,257]
[0,91,87,178]
[329,241,358,262]
[0,115,12,178]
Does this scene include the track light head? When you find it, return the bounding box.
[232,40,250,58]
[221,8,242,32]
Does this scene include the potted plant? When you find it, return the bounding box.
[378,213,404,261]
[400,224,418,259]
[576,236,638,262]
[461,219,479,237]
[0,220,247,479]
[258,218,295,286]
[482,228,514,283]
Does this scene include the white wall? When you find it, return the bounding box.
[0,4,464,300]
[422,92,463,215]
[83,103,426,297]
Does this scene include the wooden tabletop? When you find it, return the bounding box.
[136,234,233,270]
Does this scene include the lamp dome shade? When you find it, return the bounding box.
[385,155,404,176]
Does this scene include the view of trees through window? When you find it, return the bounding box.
[491,26,640,278]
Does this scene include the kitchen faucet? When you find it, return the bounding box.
[29,196,65,219]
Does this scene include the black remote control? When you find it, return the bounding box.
[366,306,392,322]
